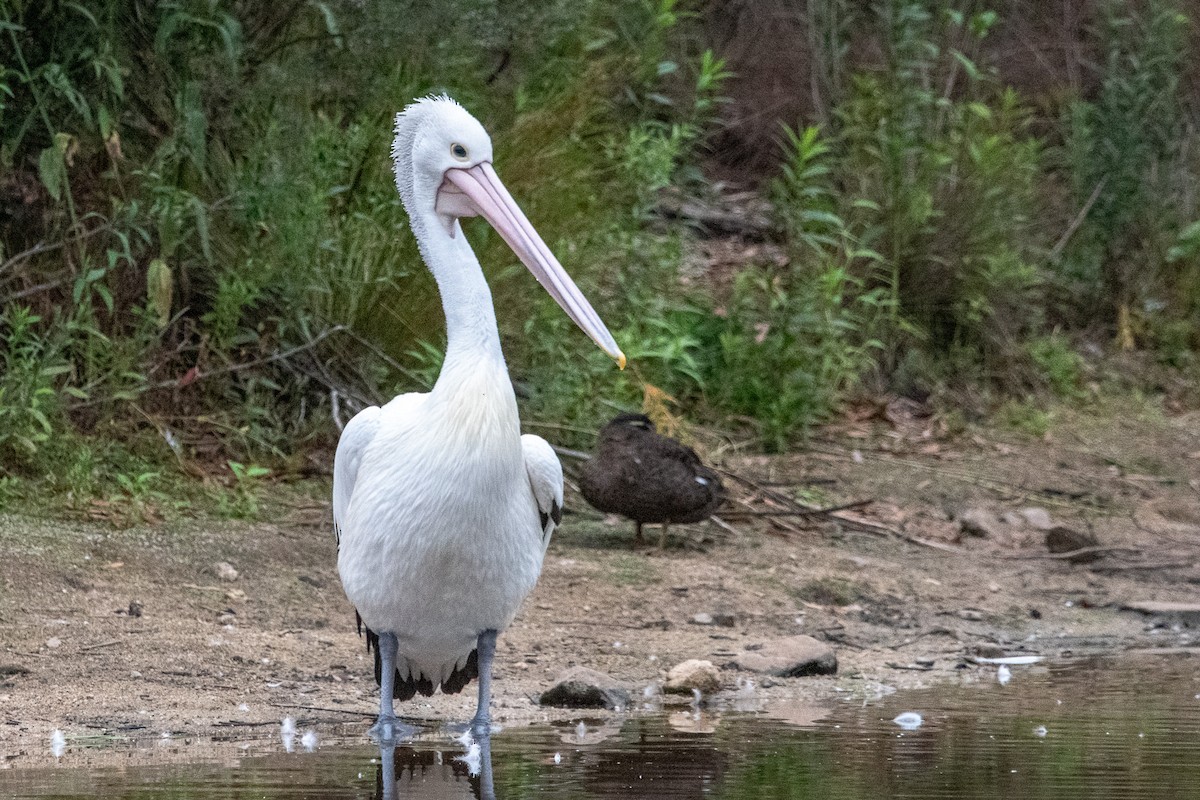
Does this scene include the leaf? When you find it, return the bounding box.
[146,259,174,328]
[38,139,68,201]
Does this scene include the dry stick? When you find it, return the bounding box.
[719,467,960,553]
[0,223,115,276]
[1001,545,1143,561]
[79,639,121,651]
[708,514,741,538]
[550,444,592,462]
[1049,177,1108,262]
[733,491,803,535]
[267,702,373,718]
[69,325,348,409]
[1090,560,1194,573]
[720,499,873,518]
[807,443,1090,510]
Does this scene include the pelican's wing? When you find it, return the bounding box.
[521,434,563,549]
[332,405,382,546]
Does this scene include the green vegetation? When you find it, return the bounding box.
[2,0,1198,512]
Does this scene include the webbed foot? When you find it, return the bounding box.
[368,714,417,746]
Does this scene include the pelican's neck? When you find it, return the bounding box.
[412,210,509,397]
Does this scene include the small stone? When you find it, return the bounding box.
[1018,507,1054,530]
[692,613,714,625]
[1045,527,1100,562]
[45,637,62,649]
[733,636,837,678]
[663,659,722,694]
[538,667,629,710]
[216,562,239,581]
[960,508,1003,538]
[970,643,1006,659]
[958,609,984,621]
[128,600,144,618]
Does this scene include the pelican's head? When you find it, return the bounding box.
[392,95,625,369]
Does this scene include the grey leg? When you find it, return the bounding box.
[378,742,397,800]
[369,632,401,744]
[658,522,670,549]
[634,521,644,545]
[469,629,499,738]
[477,733,496,799]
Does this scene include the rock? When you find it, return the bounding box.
[733,636,837,678]
[691,613,714,625]
[1018,507,1054,530]
[691,612,736,627]
[216,562,239,581]
[959,508,1003,538]
[128,600,143,618]
[663,659,722,694]
[1045,526,1100,562]
[1121,601,1200,625]
[538,667,630,710]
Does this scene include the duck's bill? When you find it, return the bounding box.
[438,162,625,369]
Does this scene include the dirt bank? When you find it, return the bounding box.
[2,402,1198,768]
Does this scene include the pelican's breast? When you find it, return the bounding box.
[337,364,542,641]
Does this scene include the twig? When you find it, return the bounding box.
[1001,545,1142,561]
[330,388,344,433]
[0,222,115,276]
[708,514,741,538]
[720,500,873,519]
[266,702,373,718]
[1049,178,1107,261]
[1088,560,1193,573]
[70,326,347,408]
[551,444,592,461]
[148,326,348,390]
[885,661,935,671]
[719,466,957,547]
[80,639,122,651]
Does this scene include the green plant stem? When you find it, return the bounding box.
[5,22,83,257]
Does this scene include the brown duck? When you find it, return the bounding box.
[579,413,725,547]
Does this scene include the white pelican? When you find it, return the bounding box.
[333,95,624,743]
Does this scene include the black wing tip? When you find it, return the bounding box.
[360,613,480,699]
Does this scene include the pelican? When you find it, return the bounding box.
[333,95,624,743]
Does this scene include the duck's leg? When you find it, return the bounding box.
[658,522,670,549]
[468,628,499,738]
[369,632,407,744]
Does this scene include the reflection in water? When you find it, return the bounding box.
[377,737,495,800]
[3,657,1200,799]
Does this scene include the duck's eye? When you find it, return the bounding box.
[450,143,469,161]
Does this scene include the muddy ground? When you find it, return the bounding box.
[2,400,1198,768]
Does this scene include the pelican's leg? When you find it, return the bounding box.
[468,628,499,738]
[369,632,403,744]
[377,741,398,800]
[658,522,670,549]
[634,521,644,546]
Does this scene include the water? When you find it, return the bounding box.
[5,656,1199,799]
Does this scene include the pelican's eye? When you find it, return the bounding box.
[450,143,469,162]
